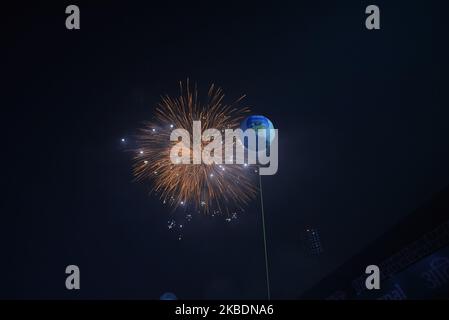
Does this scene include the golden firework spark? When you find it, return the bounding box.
[132,81,258,214]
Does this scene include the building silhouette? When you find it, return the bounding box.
[301,186,449,300]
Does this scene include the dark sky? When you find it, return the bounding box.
[2,1,449,299]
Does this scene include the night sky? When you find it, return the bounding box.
[2,1,449,299]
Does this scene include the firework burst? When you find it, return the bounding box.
[132,81,258,215]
